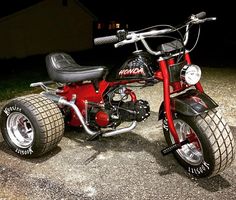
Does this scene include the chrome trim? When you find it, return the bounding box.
[58,98,137,137]
[102,121,137,137]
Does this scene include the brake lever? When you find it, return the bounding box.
[190,17,217,24]
[114,33,137,48]
[205,17,217,21]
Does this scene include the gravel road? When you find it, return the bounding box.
[0,67,236,200]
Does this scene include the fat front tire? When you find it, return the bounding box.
[163,109,235,177]
[0,94,64,158]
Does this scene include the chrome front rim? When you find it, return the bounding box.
[170,119,203,166]
[6,112,34,148]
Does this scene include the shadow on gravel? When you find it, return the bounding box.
[0,121,234,193]
[0,141,62,163]
[63,126,184,173]
[230,126,236,137]
[194,175,231,192]
[64,124,234,192]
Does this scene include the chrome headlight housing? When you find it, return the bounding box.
[180,64,201,85]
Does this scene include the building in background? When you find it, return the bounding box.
[0,0,96,59]
[95,20,129,37]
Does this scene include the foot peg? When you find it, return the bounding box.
[87,132,101,141]
[161,139,189,156]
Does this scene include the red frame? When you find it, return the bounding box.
[58,80,137,127]
[58,52,203,145]
[58,80,109,126]
[155,52,204,144]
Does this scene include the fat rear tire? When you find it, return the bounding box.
[163,109,235,177]
[0,94,64,158]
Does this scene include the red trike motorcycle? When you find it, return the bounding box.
[1,12,234,177]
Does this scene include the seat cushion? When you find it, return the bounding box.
[46,53,107,83]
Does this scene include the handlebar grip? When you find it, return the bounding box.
[94,35,119,45]
[195,11,206,19]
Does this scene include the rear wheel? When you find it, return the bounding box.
[163,109,235,177]
[0,94,64,158]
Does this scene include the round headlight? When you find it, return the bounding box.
[180,64,201,85]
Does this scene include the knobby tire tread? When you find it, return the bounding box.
[197,109,235,176]
[16,94,64,155]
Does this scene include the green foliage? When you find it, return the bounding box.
[0,70,48,101]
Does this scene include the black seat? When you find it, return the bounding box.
[46,53,107,83]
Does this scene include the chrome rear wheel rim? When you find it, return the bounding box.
[6,112,34,148]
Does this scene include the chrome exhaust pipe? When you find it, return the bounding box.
[52,96,137,137]
[59,98,98,136]
[102,121,137,137]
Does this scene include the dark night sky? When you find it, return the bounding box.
[1,0,234,44]
[1,0,234,37]
[0,0,41,18]
[0,0,235,66]
[79,0,235,65]
[79,1,235,45]
[79,1,233,25]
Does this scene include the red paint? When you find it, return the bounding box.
[171,82,182,92]
[195,82,204,93]
[159,59,180,144]
[187,129,201,151]
[57,80,137,127]
[185,52,191,64]
[154,70,163,80]
[167,58,175,65]
[55,50,204,144]
[125,88,137,102]
[170,84,187,94]
[95,111,110,127]
[59,80,110,126]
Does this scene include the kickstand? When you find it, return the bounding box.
[87,132,102,141]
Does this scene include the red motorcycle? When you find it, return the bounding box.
[1,12,234,177]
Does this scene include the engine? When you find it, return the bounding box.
[87,87,150,129]
[117,99,150,122]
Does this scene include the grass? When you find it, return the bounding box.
[0,78,42,101]
[0,53,51,101]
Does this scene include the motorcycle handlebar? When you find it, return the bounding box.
[195,11,206,19]
[94,35,119,45]
[93,11,215,54]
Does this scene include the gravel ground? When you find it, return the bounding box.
[0,67,236,200]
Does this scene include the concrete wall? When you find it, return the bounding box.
[0,0,94,58]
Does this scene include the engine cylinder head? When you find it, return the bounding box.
[95,110,110,127]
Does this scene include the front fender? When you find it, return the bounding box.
[158,89,218,120]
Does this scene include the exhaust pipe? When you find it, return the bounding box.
[43,93,137,137]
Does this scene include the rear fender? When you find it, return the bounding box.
[158,89,218,120]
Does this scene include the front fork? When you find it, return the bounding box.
[159,58,180,144]
[158,53,204,145]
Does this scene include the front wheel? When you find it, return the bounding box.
[163,109,235,177]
